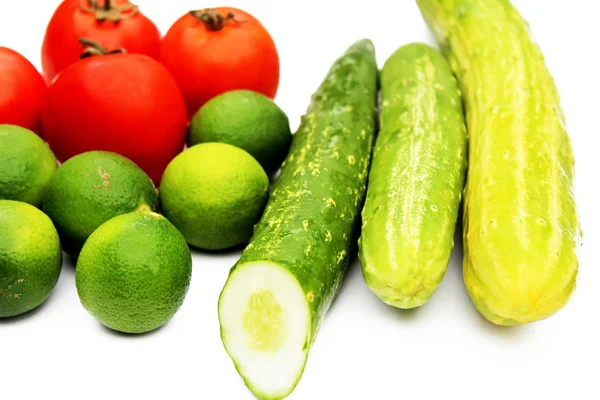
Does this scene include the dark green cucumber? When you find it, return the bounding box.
[218,40,378,400]
[359,43,467,308]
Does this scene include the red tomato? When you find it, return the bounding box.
[42,0,161,85]
[42,47,188,184]
[0,47,47,135]
[160,7,280,117]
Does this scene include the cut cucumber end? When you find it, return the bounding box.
[218,261,311,400]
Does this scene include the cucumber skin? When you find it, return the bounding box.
[359,43,467,309]
[219,40,378,397]
[418,0,581,325]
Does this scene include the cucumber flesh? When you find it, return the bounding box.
[219,261,311,399]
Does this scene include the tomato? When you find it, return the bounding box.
[160,7,280,117]
[42,44,188,184]
[0,47,47,135]
[42,0,161,85]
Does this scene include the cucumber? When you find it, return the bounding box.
[218,40,378,399]
[417,0,581,325]
[359,43,467,309]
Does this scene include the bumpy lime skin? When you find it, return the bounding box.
[42,151,159,256]
[159,142,270,251]
[0,200,63,318]
[188,90,292,175]
[0,124,57,207]
[75,209,192,334]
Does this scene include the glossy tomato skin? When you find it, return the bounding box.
[42,0,161,85]
[42,54,188,184]
[160,7,280,117]
[0,47,47,135]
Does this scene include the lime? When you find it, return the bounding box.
[159,142,269,250]
[42,151,159,256]
[0,124,57,207]
[0,200,62,318]
[75,206,192,334]
[188,90,292,174]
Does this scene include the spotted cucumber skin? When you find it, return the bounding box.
[358,43,467,309]
[227,40,378,339]
[417,0,580,325]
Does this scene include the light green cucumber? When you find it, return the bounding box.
[359,43,467,309]
[417,0,581,325]
[218,39,378,400]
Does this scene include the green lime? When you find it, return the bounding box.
[188,90,292,174]
[42,151,159,256]
[75,206,192,334]
[160,142,269,251]
[0,200,62,318]
[0,124,57,207]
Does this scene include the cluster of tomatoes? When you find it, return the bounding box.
[1,0,280,183]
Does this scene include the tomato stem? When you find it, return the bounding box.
[79,38,127,59]
[80,0,139,22]
[189,8,245,30]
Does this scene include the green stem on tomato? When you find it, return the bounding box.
[78,37,126,59]
[189,8,245,30]
[79,0,139,22]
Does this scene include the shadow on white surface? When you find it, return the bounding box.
[448,216,530,340]
[62,251,78,269]
[371,298,423,322]
[0,250,76,326]
[189,243,246,259]
[0,290,60,325]
[99,321,170,340]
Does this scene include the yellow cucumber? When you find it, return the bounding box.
[417,0,581,325]
[359,43,467,309]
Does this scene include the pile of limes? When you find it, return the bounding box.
[0,89,292,334]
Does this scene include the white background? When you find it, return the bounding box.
[1,1,599,399]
